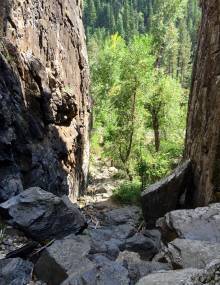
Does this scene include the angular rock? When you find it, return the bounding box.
[156,238,220,270]
[157,203,220,242]
[35,234,93,285]
[0,258,33,285]
[136,269,202,285]
[141,160,192,228]
[104,206,141,226]
[123,230,161,260]
[117,251,171,284]
[138,259,220,285]
[0,187,87,241]
[62,255,129,285]
[87,224,136,259]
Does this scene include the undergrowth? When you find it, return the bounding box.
[112,181,142,205]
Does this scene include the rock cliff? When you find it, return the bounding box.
[185,0,220,206]
[0,0,91,202]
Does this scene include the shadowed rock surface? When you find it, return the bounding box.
[141,160,192,228]
[61,255,130,285]
[117,251,171,284]
[35,234,93,285]
[0,0,91,202]
[0,187,87,241]
[123,230,161,260]
[0,258,33,285]
[104,206,141,226]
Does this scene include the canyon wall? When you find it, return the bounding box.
[185,0,220,206]
[0,0,91,202]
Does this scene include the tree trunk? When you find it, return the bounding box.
[185,0,220,206]
[152,111,160,152]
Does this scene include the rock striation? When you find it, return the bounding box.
[185,0,220,206]
[0,0,91,202]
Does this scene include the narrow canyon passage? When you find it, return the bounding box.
[0,0,220,285]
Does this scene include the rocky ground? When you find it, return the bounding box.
[0,163,220,284]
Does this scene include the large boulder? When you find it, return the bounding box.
[86,224,136,260]
[104,206,141,226]
[35,234,93,285]
[117,251,171,284]
[35,234,130,285]
[62,255,130,285]
[137,259,220,285]
[155,238,220,269]
[123,230,161,260]
[136,269,202,285]
[141,160,192,228]
[157,203,220,242]
[0,187,87,241]
[0,258,33,285]
[187,259,220,285]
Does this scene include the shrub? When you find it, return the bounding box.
[112,181,141,204]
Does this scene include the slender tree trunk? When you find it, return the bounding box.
[119,89,137,181]
[152,110,160,152]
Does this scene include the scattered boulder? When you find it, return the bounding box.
[117,251,171,284]
[136,268,202,285]
[104,206,141,226]
[141,160,192,228]
[61,255,130,285]
[0,258,33,285]
[0,187,87,241]
[157,203,220,242]
[123,230,161,260]
[187,259,220,285]
[87,224,136,260]
[155,238,220,270]
[137,259,220,285]
[35,234,93,285]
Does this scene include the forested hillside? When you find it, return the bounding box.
[84,0,201,203]
[84,0,200,82]
[84,0,200,46]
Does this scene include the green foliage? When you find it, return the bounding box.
[138,139,184,185]
[89,33,187,183]
[86,0,200,204]
[84,0,200,87]
[112,181,142,204]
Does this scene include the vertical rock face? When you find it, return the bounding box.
[185,0,220,206]
[0,0,91,202]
